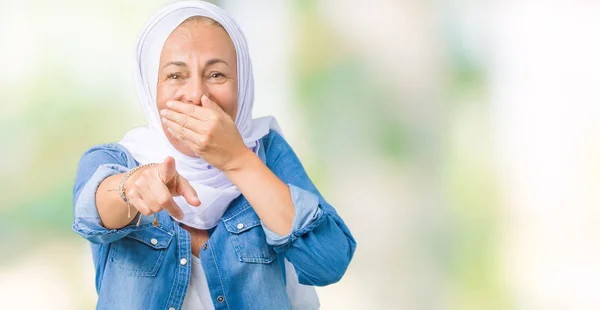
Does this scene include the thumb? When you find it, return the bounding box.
[158,156,177,184]
[201,95,224,112]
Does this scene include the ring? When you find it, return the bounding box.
[181,115,188,128]
[179,127,185,140]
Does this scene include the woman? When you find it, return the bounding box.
[72,1,356,309]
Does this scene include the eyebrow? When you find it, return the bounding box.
[161,59,229,69]
[161,61,187,69]
[206,58,228,67]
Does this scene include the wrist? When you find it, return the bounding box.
[120,163,157,202]
[222,147,257,173]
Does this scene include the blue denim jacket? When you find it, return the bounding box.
[72,131,356,310]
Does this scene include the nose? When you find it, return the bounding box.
[181,76,205,106]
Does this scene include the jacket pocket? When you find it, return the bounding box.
[223,206,277,264]
[109,226,174,276]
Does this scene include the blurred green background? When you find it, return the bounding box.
[1,0,599,309]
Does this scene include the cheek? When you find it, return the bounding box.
[156,82,176,110]
[209,84,238,119]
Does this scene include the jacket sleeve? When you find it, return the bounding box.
[72,143,149,244]
[261,132,357,286]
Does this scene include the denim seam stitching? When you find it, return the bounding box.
[108,242,166,276]
[221,203,252,222]
[209,238,230,309]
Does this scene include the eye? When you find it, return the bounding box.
[209,72,225,79]
[167,73,183,80]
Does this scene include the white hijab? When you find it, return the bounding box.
[119,1,282,229]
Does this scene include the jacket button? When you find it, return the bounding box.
[217,296,225,303]
[180,258,188,266]
[168,308,176,310]
[202,243,208,250]
[236,223,244,230]
[150,238,158,245]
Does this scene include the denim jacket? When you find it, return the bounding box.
[72,130,356,310]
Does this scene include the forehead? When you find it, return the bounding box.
[161,21,235,58]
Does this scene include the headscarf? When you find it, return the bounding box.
[119,0,282,229]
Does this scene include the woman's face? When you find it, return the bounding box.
[156,19,238,156]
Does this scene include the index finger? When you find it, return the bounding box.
[148,174,183,220]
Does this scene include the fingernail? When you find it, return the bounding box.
[160,109,167,116]
[166,101,174,107]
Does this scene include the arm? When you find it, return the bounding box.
[223,149,294,236]
[223,134,355,286]
[96,157,199,230]
[258,132,357,286]
[72,143,198,243]
[72,143,143,244]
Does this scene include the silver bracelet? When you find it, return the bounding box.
[118,163,158,219]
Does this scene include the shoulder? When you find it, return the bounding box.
[258,130,310,178]
[259,130,295,165]
[260,129,291,153]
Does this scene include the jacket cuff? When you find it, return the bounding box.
[262,184,324,250]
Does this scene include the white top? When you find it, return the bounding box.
[182,256,320,309]
[181,255,214,310]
